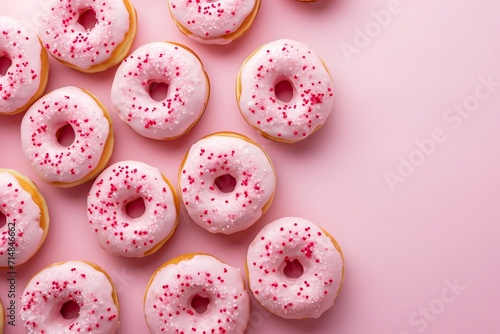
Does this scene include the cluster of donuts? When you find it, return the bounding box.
[0,0,344,333]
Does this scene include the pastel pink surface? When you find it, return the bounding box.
[1,0,499,334]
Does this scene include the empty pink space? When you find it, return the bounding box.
[1,0,499,333]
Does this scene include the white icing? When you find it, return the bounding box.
[179,133,276,234]
[35,0,132,70]
[111,42,209,140]
[0,16,45,114]
[238,39,334,142]
[87,161,178,257]
[0,170,45,267]
[144,254,250,334]
[19,261,119,333]
[20,86,112,185]
[167,0,257,44]
[246,217,344,319]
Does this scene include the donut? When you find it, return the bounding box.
[0,169,49,269]
[111,42,209,140]
[0,298,4,334]
[179,132,276,234]
[246,217,344,319]
[19,260,120,333]
[0,16,49,115]
[20,86,114,187]
[144,253,250,334]
[35,0,137,73]
[167,0,261,44]
[236,39,334,143]
[87,161,179,257]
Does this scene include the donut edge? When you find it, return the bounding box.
[0,169,50,269]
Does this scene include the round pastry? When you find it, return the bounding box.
[35,0,137,73]
[246,217,344,319]
[0,169,49,269]
[167,0,261,44]
[87,161,179,257]
[19,260,120,333]
[111,42,209,140]
[236,39,334,143]
[144,253,250,334]
[0,16,49,115]
[179,132,276,234]
[20,86,114,187]
[0,297,4,334]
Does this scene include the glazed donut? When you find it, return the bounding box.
[0,169,49,269]
[87,161,179,257]
[0,297,4,334]
[167,0,261,44]
[19,260,120,333]
[246,217,344,319]
[111,42,209,140]
[20,86,114,187]
[237,39,334,143]
[35,0,137,73]
[179,132,276,234]
[144,253,250,334]
[0,16,49,115]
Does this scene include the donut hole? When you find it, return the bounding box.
[0,211,6,228]
[274,79,294,103]
[190,294,211,314]
[0,56,12,76]
[78,9,98,31]
[214,174,237,193]
[148,82,170,102]
[56,124,76,147]
[125,197,146,219]
[283,259,304,279]
[60,300,80,320]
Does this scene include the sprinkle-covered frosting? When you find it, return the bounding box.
[144,254,250,334]
[0,16,46,115]
[237,39,334,142]
[36,0,132,70]
[0,170,45,268]
[246,217,344,319]
[179,133,276,234]
[87,161,178,257]
[19,261,119,334]
[111,42,209,140]
[20,86,112,185]
[167,0,258,44]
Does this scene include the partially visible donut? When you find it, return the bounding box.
[167,0,261,44]
[36,0,137,72]
[0,16,49,115]
[179,132,276,234]
[111,42,209,140]
[144,253,250,334]
[87,161,179,257]
[237,39,334,143]
[19,260,120,333]
[20,86,114,187]
[0,297,4,334]
[246,217,345,319]
[0,169,49,269]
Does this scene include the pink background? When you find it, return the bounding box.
[1,0,500,333]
